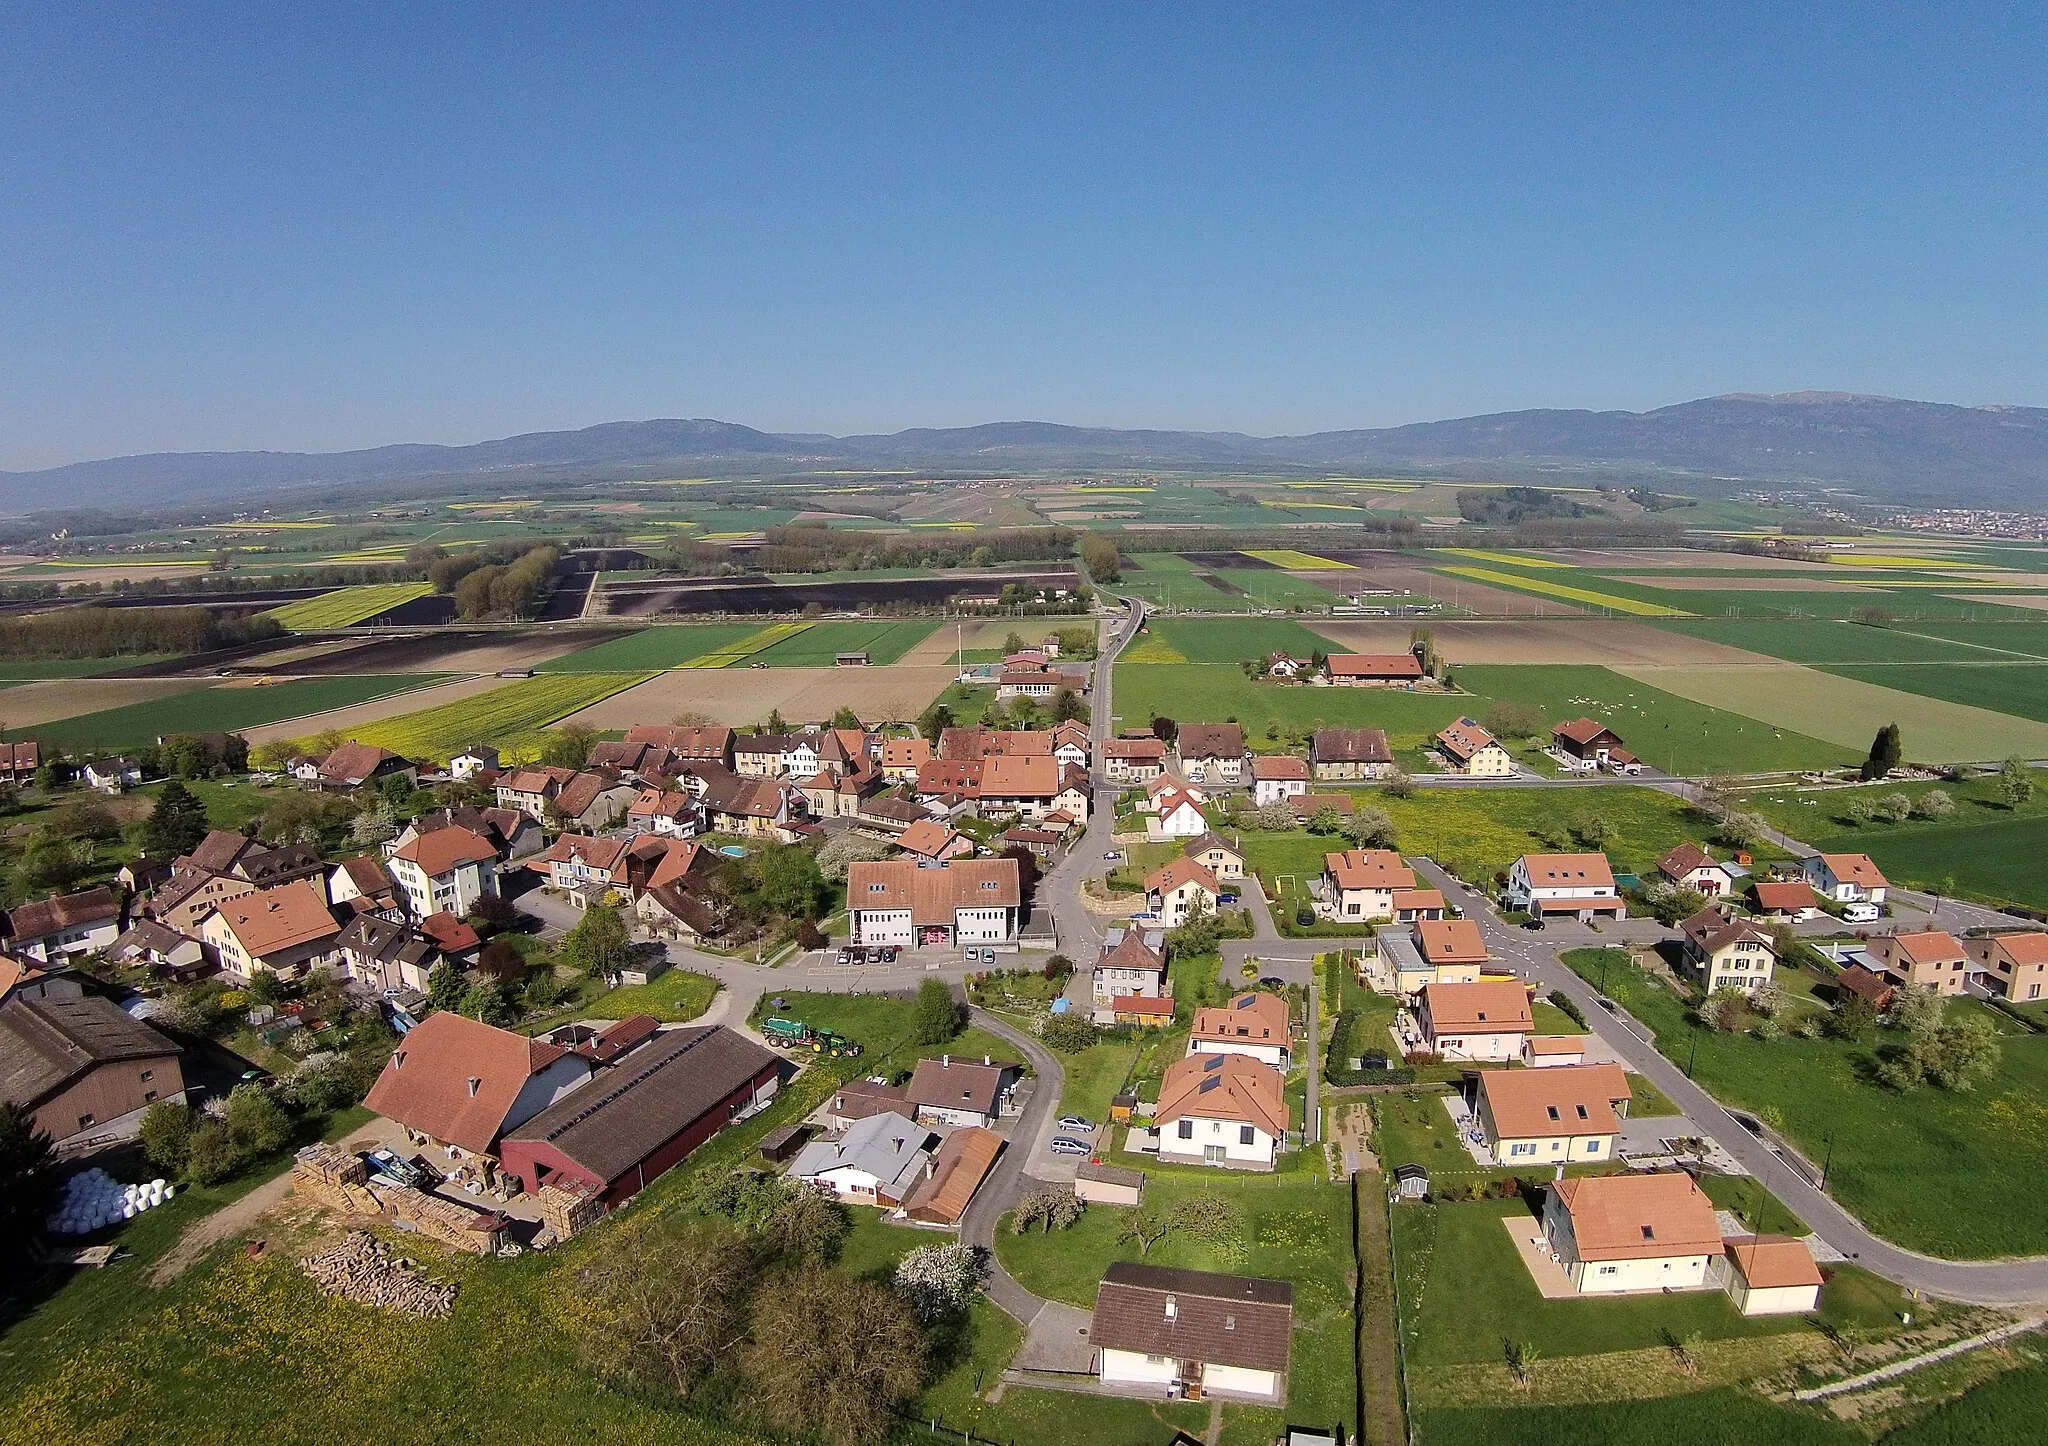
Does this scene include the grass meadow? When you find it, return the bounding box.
[745,618,941,666]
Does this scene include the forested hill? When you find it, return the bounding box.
[7,393,2046,507]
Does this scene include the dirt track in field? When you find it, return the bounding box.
[558,665,957,729]
[0,678,208,726]
[234,675,510,744]
[1306,618,1778,666]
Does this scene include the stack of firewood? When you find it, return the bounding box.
[297,1231,457,1317]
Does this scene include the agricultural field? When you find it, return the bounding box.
[264,583,436,630]
[1564,948,2048,1258]
[674,621,813,667]
[0,678,211,728]
[1141,616,1336,663]
[28,675,452,749]
[1310,618,1767,667]
[1211,566,1343,608]
[557,665,956,730]
[744,618,941,666]
[534,624,762,672]
[0,655,178,680]
[1821,661,2048,724]
[347,672,651,760]
[1432,564,1691,617]
[1646,617,2046,664]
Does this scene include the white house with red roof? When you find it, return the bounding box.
[1154,1053,1288,1169]
[387,825,500,920]
[1802,852,1889,904]
[1144,857,1221,928]
[363,1012,593,1167]
[1503,853,1626,921]
[1248,754,1310,806]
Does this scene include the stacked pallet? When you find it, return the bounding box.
[291,1145,380,1216]
[370,1179,511,1256]
[535,1181,604,1243]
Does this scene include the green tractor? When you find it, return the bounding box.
[809,1030,863,1059]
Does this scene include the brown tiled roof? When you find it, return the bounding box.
[907,1056,1015,1116]
[829,1076,910,1121]
[7,887,120,942]
[1724,1234,1824,1289]
[1191,991,1289,1048]
[554,769,624,821]
[1393,887,1445,913]
[502,1025,779,1184]
[701,772,790,820]
[1434,717,1499,761]
[848,859,1021,923]
[880,736,933,770]
[1310,727,1393,765]
[1095,930,1166,977]
[1328,653,1423,679]
[1527,1035,1586,1056]
[1884,929,1966,965]
[1185,832,1243,861]
[641,882,724,938]
[1145,856,1219,898]
[1518,853,1617,889]
[644,840,708,890]
[1105,738,1167,761]
[1077,1160,1145,1188]
[1422,979,1533,1034]
[536,833,630,875]
[1249,754,1309,780]
[1480,1063,1630,1139]
[1416,917,1488,965]
[1111,994,1176,1018]
[1837,963,1895,1005]
[418,912,481,954]
[1984,931,2048,965]
[1156,1052,1288,1137]
[1092,1263,1293,1373]
[209,880,340,958]
[1816,852,1888,888]
[1751,880,1817,912]
[1177,723,1245,761]
[1552,1172,1720,1261]
[623,724,733,760]
[1553,717,1623,747]
[333,854,397,898]
[391,825,498,878]
[902,1125,1003,1225]
[320,741,407,785]
[186,829,256,875]
[1288,793,1355,819]
[981,754,1062,798]
[1657,843,1724,881]
[1325,849,1414,893]
[0,993,181,1107]
[364,1011,578,1155]
[1680,904,1775,958]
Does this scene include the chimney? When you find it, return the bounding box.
[467,1077,482,1097]
[392,1051,404,1070]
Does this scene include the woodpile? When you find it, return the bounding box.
[291,1146,380,1216]
[536,1181,604,1243]
[370,1180,510,1256]
[298,1231,456,1317]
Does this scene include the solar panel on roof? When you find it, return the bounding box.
[1203,1055,1223,1072]
[1198,1078,1220,1094]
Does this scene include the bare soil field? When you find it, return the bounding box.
[2,562,212,584]
[1607,574,1863,592]
[898,618,1015,664]
[557,665,957,729]
[1614,662,2048,763]
[1307,618,1776,665]
[236,674,513,744]
[0,678,209,726]
[250,630,629,675]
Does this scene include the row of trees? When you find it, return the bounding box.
[0,604,281,661]
[451,543,561,620]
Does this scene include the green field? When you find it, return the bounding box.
[1415,1390,1860,1446]
[30,676,452,749]
[0,655,178,680]
[1821,661,2048,724]
[347,673,651,760]
[265,583,436,630]
[1563,948,2048,1257]
[1433,564,1692,617]
[1648,617,2035,663]
[1436,559,2047,621]
[744,619,941,666]
[1212,566,1342,608]
[1147,616,1340,662]
[536,624,762,672]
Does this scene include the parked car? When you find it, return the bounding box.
[1102,850,1124,861]
[835,950,855,965]
[1056,1115,1094,1132]
[1844,902,1882,923]
[1048,1137,1091,1156]
[1258,975,1284,989]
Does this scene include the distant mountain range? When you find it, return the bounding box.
[7,392,2048,511]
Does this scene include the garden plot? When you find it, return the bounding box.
[1309,619,1772,666]
[557,665,957,729]
[1615,663,2048,764]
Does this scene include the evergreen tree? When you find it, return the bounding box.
[140,779,210,858]
[1861,722,1903,781]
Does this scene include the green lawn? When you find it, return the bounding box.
[1561,948,2048,1257]
[1415,1389,1860,1446]
[745,619,941,666]
[578,968,719,1023]
[1214,567,1342,609]
[28,675,452,748]
[1649,617,2048,663]
[536,624,762,671]
[749,991,1021,1081]
[1054,1037,1141,1125]
[996,1172,1357,1432]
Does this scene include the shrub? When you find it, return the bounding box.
[1041,1014,1099,1053]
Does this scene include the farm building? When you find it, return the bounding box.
[1309,727,1394,781]
[499,1025,784,1207]
[363,1012,593,1170]
[1092,1262,1293,1402]
[1324,653,1424,686]
[0,992,186,1148]
[1551,718,1626,766]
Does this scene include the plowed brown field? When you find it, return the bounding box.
[557,665,956,729]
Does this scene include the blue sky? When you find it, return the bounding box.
[1,3,2043,469]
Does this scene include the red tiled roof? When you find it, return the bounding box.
[1328,653,1423,678]
[364,1012,578,1155]
[391,825,498,878]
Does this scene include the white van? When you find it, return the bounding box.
[1843,902,1882,923]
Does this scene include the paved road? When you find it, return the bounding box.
[958,1007,1066,1323]
[1410,856,2048,1306]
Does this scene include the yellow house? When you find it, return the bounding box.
[1433,718,1515,777]
[1474,1063,1631,1167]
[1965,931,2048,1002]
[1867,929,1970,997]
[1677,905,1777,994]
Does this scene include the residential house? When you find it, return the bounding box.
[1474,1063,1630,1167]
[1401,917,1489,994]
[846,858,1022,947]
[1184,832,1246,882]
[391,805,538,860]
[700,772,807,841]
[907,1055,1018,1128]
[1392,887,1447,923]
[1144,772,1204,812]
[1189,992,1291,1068]
[552,769,638,832]
[108,919,209,977]
[328,854,401,914]
[1723,1236,1825,1316]
[0,740,41,784]
[1105,737,1168,784]
[1248,754,1310,805]
[1176,723,1247,784]
[821,1076,912,1129]
[1322,849,1416,924]
[1551,718,1627,768]
[1656,843,1736,898]
[621,723,735,767]
[1964,931,2048,1003]
[1503,853,1626,922]
[1263,652,1306,678]
[627,788,702,837]
[419,911,482,966]
[1541,1172,1721,1295]
[1144,857,1220,928]
[1433,718,1515,777]
[878,735,933,781]
[82,756,143,794]
[531,834,630,905]
[633,881,727,945]
[799,761,883,821]
[995,664,1070,701]
[0,993,185,1147]
[1417,978,1533,1061]
[733,733,796,778]
[1325,652,1425,686]
[387,825,500,920]
[148,868,256,936]
[788,1110,935,1205]
[901,1125,1004,1226]
[1750,879,1821,922]
[896,818,974,863]
[1866,929,1970,997]
[500,1025,784,1207]
[198,879,343,983]
[236,842,327,890]
[449,746,500,780]
[1309,727,1394,781]
[1092,1262,1292,1402]
[336,913,442,993]
[1090,926,1168,1008]
[1049,720,1093,771]
[981,755,1090,822]
[1148,784,1209,841]
[1677,905,1778,994]
[1802,852,1889,904]
[495,765,576,820]
[362,1011,594,1169]
[5,887,121,962]
[0,955,76,1006]
[1154,1052,1288,1170]
[317,741,416,791]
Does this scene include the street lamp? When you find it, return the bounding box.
[1685,1030,1700,1080]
